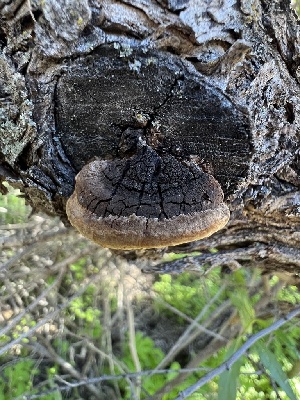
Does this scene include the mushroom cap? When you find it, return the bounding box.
[66,145,230,249]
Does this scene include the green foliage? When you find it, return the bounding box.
[120,333,213,399]
[69,257,87,280]
[255,341,297,400]
[218,342,245,400]
[0,359,61,400]
[292,0,300,16]
[227,270,256,334]
[0,183,30,224]
[278,284,300,304]
[120,331,166,397]
[69,295,100,323]
[66,259,102,337]
[68,289,102,338]
[122,331,165,371]
[273,325,300,364]
[161,252,201,262]
[234,321,300,400]
[0,359,37,399]
[0,359,62,400]
[153,271,222,320]
[2,188,300,399]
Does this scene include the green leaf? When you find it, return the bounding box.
[228,271,255,333]
[218,364,240,400]
[255,341,298,400]
[218,342,244,400]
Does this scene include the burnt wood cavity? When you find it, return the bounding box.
[55,46,252,197]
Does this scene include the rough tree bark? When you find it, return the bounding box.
[0,0,299,273]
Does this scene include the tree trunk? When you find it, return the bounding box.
[1,0,299,272]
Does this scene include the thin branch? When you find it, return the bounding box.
[148,311,239,400]
[27,0,37,22]
[0,272,102,357]
[1,227,70,249]
[175,306,300,400]
[14,367,211,400]
[0,243,38,271]
[0,250,90,338]
[0,221,36,230]
[0,268,65,338]
[102,295,123,398]
[33,335,100,398]
[150,292,228,342]
[126,296,142,400]
[151,279,286,400]
[65,329,130,375]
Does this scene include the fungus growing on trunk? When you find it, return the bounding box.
[66,138,230,249]
[56,45,252,249]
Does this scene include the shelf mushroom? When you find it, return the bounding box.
[66,141,230,249]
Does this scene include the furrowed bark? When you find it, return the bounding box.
[0,0,299,271]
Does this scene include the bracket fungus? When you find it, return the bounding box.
[66,134,230,249]
[57,46,252,249]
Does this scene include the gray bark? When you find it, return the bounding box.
[0,0,299,272]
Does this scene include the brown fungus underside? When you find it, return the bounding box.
[58,46,251,249]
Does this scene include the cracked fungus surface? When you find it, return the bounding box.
[66,141,230,249]
[75,146,224,220]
